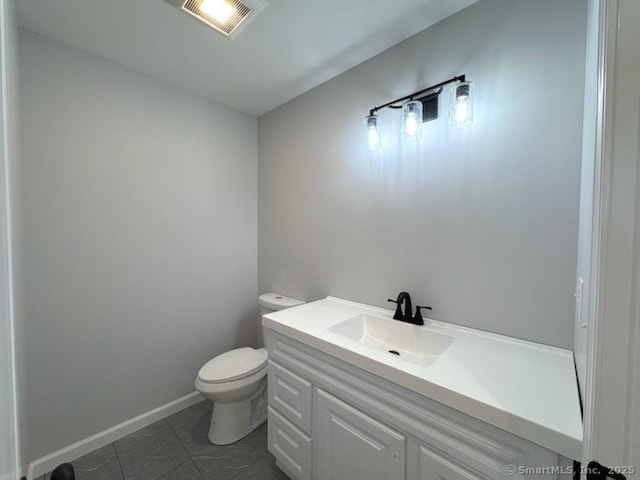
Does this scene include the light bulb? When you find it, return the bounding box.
[405,114,418,137]
[199,0,236,23]
[402,100,423,139]
[450,81,474,127]
[364,115,382,150]
[455,98,469,125]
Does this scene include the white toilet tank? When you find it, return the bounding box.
[258,292,305,315]
[257,293,304,346]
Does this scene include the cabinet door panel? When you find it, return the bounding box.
[316,389,405,480]
[417,445,486,480]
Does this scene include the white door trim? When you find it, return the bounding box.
[582,0,640,471]
[0,0,20,477]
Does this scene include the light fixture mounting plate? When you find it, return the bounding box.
[418,93,439,123]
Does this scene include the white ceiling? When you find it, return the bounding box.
[16,0,478,116]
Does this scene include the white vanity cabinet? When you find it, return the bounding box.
[265,329,573,480]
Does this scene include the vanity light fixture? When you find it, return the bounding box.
[364,74,472,149]
[402,100,423,140]
[451,80,474,127]
[365,114,382,151]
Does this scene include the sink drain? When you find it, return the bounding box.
[388,350,400,356]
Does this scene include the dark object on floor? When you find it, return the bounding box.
[51,463,75,480]
[587,461,627,479]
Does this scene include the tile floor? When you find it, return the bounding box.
[36,400,288,480]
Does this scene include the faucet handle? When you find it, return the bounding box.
[414,305,432,325]
[387,298,404,321]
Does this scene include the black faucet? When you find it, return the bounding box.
[413,305,432,326]
[388,292,432,326]
[387,292,413,324]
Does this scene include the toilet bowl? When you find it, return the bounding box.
[195,347,268,445]
[195,293,304,445]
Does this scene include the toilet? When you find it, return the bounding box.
[195,292,305,445]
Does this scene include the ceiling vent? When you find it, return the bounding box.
[166,0,266,38]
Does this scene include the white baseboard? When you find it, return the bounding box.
[27,391,204,479]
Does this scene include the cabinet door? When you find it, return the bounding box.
[316,389,406,480]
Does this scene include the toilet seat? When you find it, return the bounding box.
[198,347,267,384]
[195,365,267,398]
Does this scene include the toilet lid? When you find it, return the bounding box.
[197,347,267,384]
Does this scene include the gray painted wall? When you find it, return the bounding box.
[258,0,586,349]
[20,31,257,461]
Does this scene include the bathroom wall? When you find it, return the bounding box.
[0,0,24,476]
[258,0,586,349]
[19,31,257,461]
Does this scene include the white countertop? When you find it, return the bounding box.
[262,296,583,460]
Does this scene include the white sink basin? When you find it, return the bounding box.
[328,314,455,367]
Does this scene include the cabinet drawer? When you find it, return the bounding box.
[417,445,486,480]
[268,360,312,433]
[268,407,312,480]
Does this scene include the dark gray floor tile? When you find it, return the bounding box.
[44,445,123,480]
[114,421,178,458]
[171,406,211,457]
[190,456,237,480]
[118,441,190,480]
[232,458,290,480]
[117,422,190,480]
[190,454,247,480]
[265,451,278,467]
[173,401,261,479]
[156,460,204,480]
[167,400,211,432]
[244,422,268,456]
[38,406,280,480]
[189,439,259,480]
[74,444,124,480]
[174,407,258,462]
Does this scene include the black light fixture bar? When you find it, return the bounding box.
[368,74,466,116]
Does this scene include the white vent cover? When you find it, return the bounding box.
[166,0,266,38]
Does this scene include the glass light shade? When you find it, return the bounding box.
[364,114,382,150]
[402,100,423,139]
[450,81,474,127]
